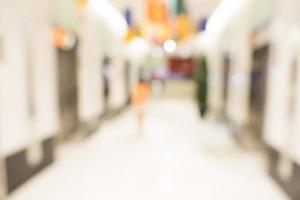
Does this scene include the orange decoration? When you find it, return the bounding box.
[175,15,195,41]
[52,27,66,48]
[76,0,88,9]
[157,22,172,43]
[147,0,169,24]
[124,27,140,42]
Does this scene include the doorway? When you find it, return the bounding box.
[222,54,231,120]
[124,61,131,104]
[249,45,270,140]
[57,45,79,139]
[102,56,112,113]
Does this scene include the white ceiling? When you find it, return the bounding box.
[185,0,220,22]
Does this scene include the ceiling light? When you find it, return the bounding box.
[163,39,177,53]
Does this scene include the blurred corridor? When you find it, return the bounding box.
[9,97,289,200]
[2,0,300,199]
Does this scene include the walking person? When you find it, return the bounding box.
[132,78,151,137]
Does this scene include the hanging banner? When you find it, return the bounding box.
[147,0,169,24]
[198,18,208,32]
[125,8,133,27]
[146,0,172,43]
[175,15,194,41]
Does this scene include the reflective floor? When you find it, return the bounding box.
[9,98,290,200]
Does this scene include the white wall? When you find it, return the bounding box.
[0,0,59,156]
[226,12,252,127]
[78,12,104,121]
[206,43,224,118]
[109,44,127,109]
[0,30,31,156]
[291,45,300,163]
[263,26,293,154]
[204,0,252,123]
[30,25,60,140]
[263,0,300,158]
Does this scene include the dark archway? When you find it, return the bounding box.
[57,44,79,139]
[249,45,270,140]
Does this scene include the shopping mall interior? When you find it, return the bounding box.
[0,0,300,199]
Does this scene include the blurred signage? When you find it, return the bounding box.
[168,56,195,78]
